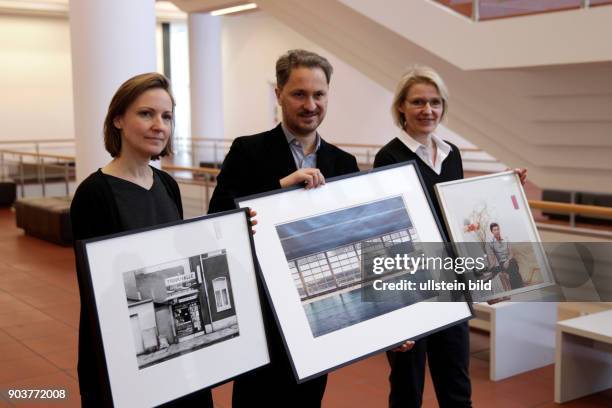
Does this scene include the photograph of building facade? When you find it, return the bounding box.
[275,196,438,338]
[123,249,238,369]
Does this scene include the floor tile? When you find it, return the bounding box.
[0,338,38,362]
[0,309,53,329]
[39,303,80,329]
[1,320,75,342]
[0,355,59,384]
[44,349,77,371]
[21,332,77,356]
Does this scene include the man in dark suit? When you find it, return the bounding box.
[208,49,359,407]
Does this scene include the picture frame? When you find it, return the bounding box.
[75,209,269,407]
[435,170,554,302]
[237,162,473,382]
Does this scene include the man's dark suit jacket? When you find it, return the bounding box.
[208,123,359,407]
[208,123,359,213]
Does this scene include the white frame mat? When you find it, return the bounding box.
[238,162,473,382]
[76,209,269,407]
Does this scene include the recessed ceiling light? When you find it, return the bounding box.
[210,3,257,16]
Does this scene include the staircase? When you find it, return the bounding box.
[173,0,612,193]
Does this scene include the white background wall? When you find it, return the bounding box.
[0,14,74,142]
[0,10,479,156]
[0,13,165,146]
[220,11,398,146]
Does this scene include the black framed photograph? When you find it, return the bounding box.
[237,162,473,382]
[435,171,554,302]
[76,209,269,407]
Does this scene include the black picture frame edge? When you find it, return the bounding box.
[74,239,114,407]
[295,313,474,384]
[75,207,270,407]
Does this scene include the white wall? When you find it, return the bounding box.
[341,0,612,70]
[220,11,398,146]
[3,10,397,146]
[219,11,500,171]
[0,10,485,160]
[0,14,74,142]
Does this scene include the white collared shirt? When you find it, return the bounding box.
[397,130,452,175]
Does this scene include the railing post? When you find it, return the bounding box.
[191,138,197,167]
[204,173,211,214]
[64,161,70,196]
[569,191,577,228]
[19,156,25,198]
[366,150,371,168]
[40,156,46,197]
[0,152,4,182]
[472,0,480,21]
[581,0,590,8]
[213,142,218,168]
[35,143,42,188]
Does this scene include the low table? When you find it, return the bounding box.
[471,301,558,381]
[555,310,612,403]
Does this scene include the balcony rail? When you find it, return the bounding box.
[434,0,612,21]
[174,136,496,170]
[0,149,75,197]
[0,137,501,172]
[1,143,610,234]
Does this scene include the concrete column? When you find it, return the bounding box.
[69,0,157,182]
[188,13,224,165]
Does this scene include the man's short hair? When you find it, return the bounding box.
[490,222,499,232]
[276,49,333,89]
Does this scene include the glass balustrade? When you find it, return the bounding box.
[434,0,611,21]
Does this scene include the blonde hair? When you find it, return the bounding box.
[391,65,449,129]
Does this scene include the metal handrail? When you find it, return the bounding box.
[0,138,73,144]
[529,200,612,219]
[180,136,486,153]
[0,148,75,197]
[0,149,75,161]
[179,136,488,170]
[434,0,606,22]
[161,164,220,176]
[2,147,611,224]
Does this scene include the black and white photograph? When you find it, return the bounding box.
[239,163,473,382]
[276,196,438,338]
[77,210,269,407]
[123,250,239,369]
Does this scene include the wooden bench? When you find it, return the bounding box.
[14,196,72,245]
[0,181,16,206]
[555,310,612,402]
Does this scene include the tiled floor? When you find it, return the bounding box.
[0,207,610,407]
